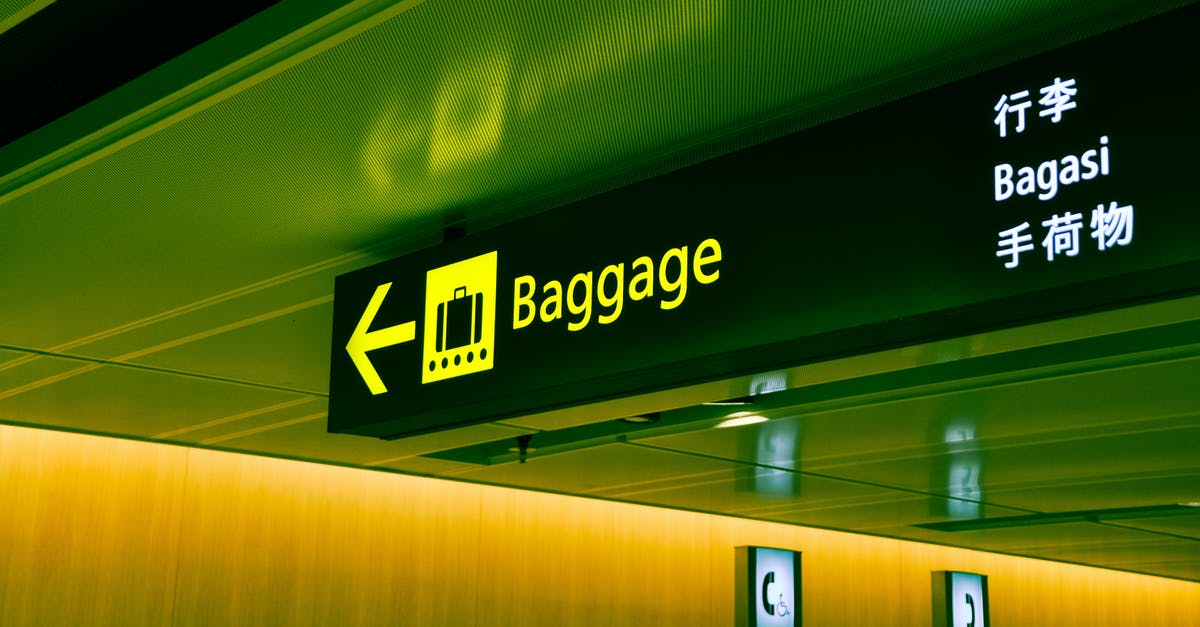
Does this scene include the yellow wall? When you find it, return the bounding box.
[1,424,1196,626]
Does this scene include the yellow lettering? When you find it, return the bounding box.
[629,256,654,301]
[566,272,593,331]
[693,238,721,284]
[513,275,536,329]
[597,264,624,324]
[514,237,722,330]
[540,280,563,322]
[659,246,688,310]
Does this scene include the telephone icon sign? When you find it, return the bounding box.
[762,570,776,615]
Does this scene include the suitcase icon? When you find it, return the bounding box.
[436,286,484,352]
[422,251,497,384]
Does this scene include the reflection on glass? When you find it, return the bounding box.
[427,52,512,175]
[735,418,800,498]
[943,419,982,519]
[756,426,797,498]
[947,457,982,518]
[360,1,725,193]
[748,370,788,396]
[515,0,724,115]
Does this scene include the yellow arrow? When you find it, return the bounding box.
[346,282,415,395]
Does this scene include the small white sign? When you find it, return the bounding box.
[933,571,989,627]
[950,572,987,627]
[755,548,797,625]
[738,546,800,627]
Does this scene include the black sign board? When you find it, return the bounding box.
[330,6,1200,439]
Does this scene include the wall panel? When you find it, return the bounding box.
[0,426,186,627]
[475,487,712,626]
[1,425,1197,626]
[170,449,483,627]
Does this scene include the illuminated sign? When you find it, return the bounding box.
[512,238,722,332]
[990,73,1134,270]
[932,571,989,627]
[737,546,800,627]
[329,6,1200,439]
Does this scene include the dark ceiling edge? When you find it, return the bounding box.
[0,0,52,36]
[0,0,280,147]
[1,416,1195,584]
[0,0,425,202]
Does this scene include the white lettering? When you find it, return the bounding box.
[1036,160,1058,201]
[993,136,1112,202]
[994,164,1014,201]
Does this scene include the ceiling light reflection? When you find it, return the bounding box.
[715,414,768,429]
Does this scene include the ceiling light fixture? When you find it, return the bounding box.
[715,414,768,429]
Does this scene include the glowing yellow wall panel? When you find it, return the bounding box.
[0,427,187,627]
[1,424,1197,626]
[475,487,713,626]
[170,449,484,627]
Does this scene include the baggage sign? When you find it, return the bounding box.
[329,6,1200,439]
